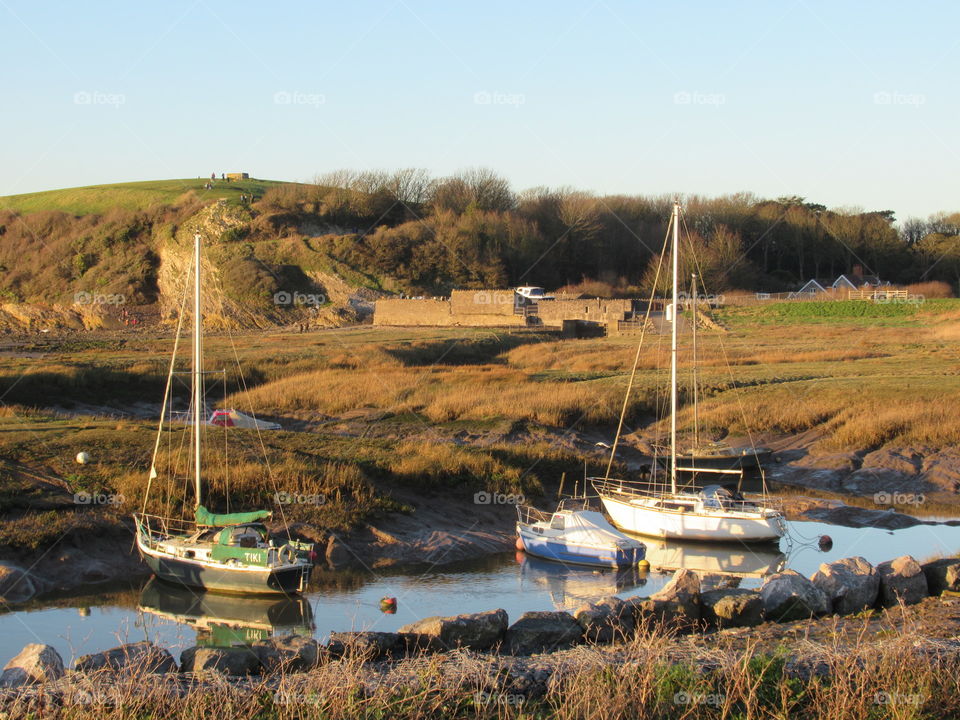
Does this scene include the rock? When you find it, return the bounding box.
[877,555,928,607]
[0,564,37,604]
[0,643,64,687]
[701,589,763,628]
[251,634,321,672]
[922,558,960,596]
[634,568,701,629]
[573,596,633,643]
[505,611,583,655]
[841,468,917,497]
[861,448,922,476]
[325,534,353,568]
[810,557,880,615]
[802,504,922,530]
[921,451,960,493]
[760,570,829,621]
[398,632,450,655]
[180,646,261,675]
[327,632,403,660]
[699,573,741,592]
[77,560,114,584]
[399,608,508,651]
[74,641,176,674]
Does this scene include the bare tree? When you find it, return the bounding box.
[388,168,434,206]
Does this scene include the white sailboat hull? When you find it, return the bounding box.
[598,493,785,543]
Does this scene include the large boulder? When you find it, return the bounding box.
[921,558,960,596]
[505,611,583,655]
[251,634,321,672]
[0,643,64,687]
[876,555,928,607]
[760,570,830,621]
[634,568,701,629]
[326,632,403,661]
[0,564,38,604]
[180,646,261,675]
[701,589,763,628]
[573,596,633,643]
[399,608,507,651]
[74,641,176,674]
[810,557,880,615]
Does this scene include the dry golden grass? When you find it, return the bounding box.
[3,618,957,720]
[213,303,960,456]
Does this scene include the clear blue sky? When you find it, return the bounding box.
[1,1,956,220]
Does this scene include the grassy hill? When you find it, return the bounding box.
[0,177,292,215]
[0,176,397,322]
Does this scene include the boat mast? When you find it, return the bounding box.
[192,232,203,509]
[670,202,679,495]
[691,273,700,449]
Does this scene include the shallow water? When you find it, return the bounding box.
[3,519,960,665]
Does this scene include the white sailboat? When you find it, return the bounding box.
[592,202,786,543]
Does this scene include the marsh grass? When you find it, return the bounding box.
[4,303,960,550]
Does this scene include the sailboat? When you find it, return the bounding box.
[591,202,786,543]
[133,232,315,595]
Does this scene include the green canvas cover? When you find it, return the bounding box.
[195,504,271,527]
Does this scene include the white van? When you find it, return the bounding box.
[514,286,555,301]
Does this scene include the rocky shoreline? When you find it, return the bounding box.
[4,551,960,701]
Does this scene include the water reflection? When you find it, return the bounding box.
[641,538,787,579]
[518,553,648,611]
[137,579,315,647]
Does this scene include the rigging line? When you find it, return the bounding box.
[142,251,193,516]
[679,209,769,497]
[222,369,230,514]
[223,326,293,543]
[603,219,673,482]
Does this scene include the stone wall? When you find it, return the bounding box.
[373,295,525,328]
[373,293,635,331]
[449,290,517,316]
[537,298,634,329]
[373,298,452,326]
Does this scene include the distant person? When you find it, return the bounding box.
[221,173,225,180]
[210,172,215,181]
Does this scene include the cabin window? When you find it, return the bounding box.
[550,514,565,530]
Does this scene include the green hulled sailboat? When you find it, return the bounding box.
[133,231,314,595]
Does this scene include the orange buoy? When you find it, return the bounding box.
[515,536,525,552]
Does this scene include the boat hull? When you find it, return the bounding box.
[517,525,645,568]
[142,548,310,595]
[598,494,785,543]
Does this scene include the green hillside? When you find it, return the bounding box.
[0,177,292,215]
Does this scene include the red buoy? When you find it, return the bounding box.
[818,534,833,551]
[379,596,397,614]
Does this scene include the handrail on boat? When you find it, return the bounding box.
[134,512,197,540]
[516,505,551,525]
[590,476,784,513]
[516,497,599,526]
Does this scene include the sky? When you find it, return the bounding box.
[0,0,957,221]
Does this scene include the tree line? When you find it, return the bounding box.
[258,168,960,295]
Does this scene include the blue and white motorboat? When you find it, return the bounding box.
[516,501,646,568]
